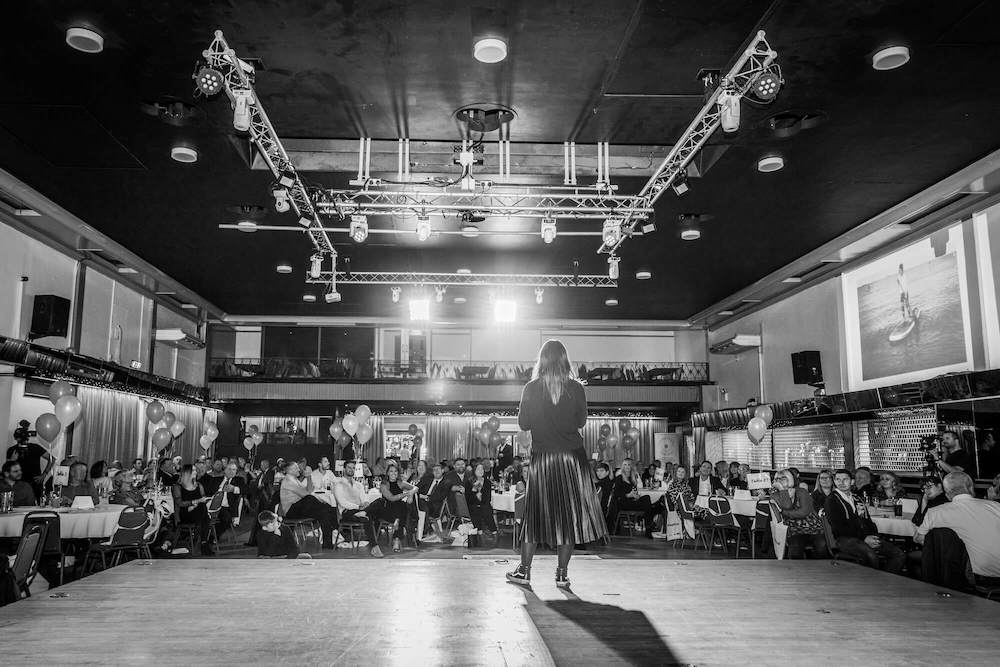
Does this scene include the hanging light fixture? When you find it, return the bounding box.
[671,171,689,196]
[752,68,782,101]
[608,256,620,280]
[718,89,740,132]
[416,216,432,242]
[602,218,622,247]
[434,286,446,303]
[232,89,253,131]
[494,299,517,323]
[272,186,290,213]
[409,299,430,321]
[391,287,402,303]
[309,254,323,279]
[679,214,701,241]
[540,217,557,244]
[194,66,224,95]
[350,214,369,243]
[535,288,544,305]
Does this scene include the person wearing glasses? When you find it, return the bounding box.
[873,471,908,505]
[811,469,835,512]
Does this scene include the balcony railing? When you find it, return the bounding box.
[209,356,709,384]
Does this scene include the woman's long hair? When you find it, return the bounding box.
[532,339,575,404]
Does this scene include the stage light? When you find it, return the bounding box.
[640,219,656,235]
[540,217,557,244]
[350,214,369,243]
[236,220,257,233]
[872,45,910,71]
[454,296,467,304]
[635,269,652,280]
[757,155,784,173]
[461,174,476,191]
[409,299,430,321]
[474,37,508,64]
[679,214,701,241]
[66,27,104,53]
[753,69,782,101]
[572,259,580,285]
[302,294,316,303]
[276,263,292,274]
[324,289,341,303]
[416,217,432,242]
[232,89,253,132]
[170,145,198,163]
[272,186,290,213]
[391,287,401,303]
[718,90,740,132]
[278,171,295,188]
[194,67,224,95]
[298,216,312,227]
[608,256,620,280]
[602,218,622,247]
[457,267,472,275]
[435,286,446,303]
[605,298,619,307]
[309,254,323,279]
[671,172,689,196]
[535,288,544,305]
[494,299,517,323]
[342,257,352,279]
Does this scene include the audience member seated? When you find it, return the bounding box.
[771,468,827,558]
[255,511,299,559]
[442,457,472,494]
[594,462,614,524]
[504,457,525,488]
[110,470,145,507]
[852,466,876,502]
[873,471,908,504]
[665,465,707,518]
[825,469,904,573]
[377,463,417,552]
[61,462,99,506]
[811,469,835,513]
[640,464,657,487]
[726,462,742,490]
[914,472,1000,581]
[714,460,730,490]
[280,461,337,550]
[612,459,660,538]
[986,473,1000,502]
[912,476,949,526]
[333,461,382,557]
[408,460,430,488]
[158,458,179,488]
[1,461,36,506]
[90,460,113,495]
[172,464,213,555]
[465,463,497,536]
[689,460,726,498]
[311,457,336,490]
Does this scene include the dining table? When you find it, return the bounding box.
[492,491,516,514]
[0,504,126,539]
[865,507,917,538]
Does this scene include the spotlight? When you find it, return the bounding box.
[391,287,401,303]
[572,259,580,285]
[757,155,784,173]
[535,288,544,305]
[350,214,369,243]
[473,37,508,64]
[605,298,619,307]
[410,299,430,321]
[194,67,224,95]
[416,217,432,242]
[461,174,476,191]
[540,217,557,244]
[272,186,290,213]
[456,268,472,275]
[309,254,323,279]
[170,145,198,163]
[608,256,620,280]
[753,69,782,101]
[276,263,292,274]
[435,286,446,303]
[324,289,341,303]
[640,219,657,235]
[461,225,480,238]
[872,45,910,71]
[278,171,295,188]
[65,27,104,53]
[635,269,652,280]
[494,299,517,323]
[343,257,352,279]
[602,218,622,247]
[454,296,467,304]
[718,89,740,132]
[298,216,312,227]
[302,294,316,303]
[679,214,701,241]
[671,172,689,196]
[232,89,253,132]
[236,220,257,233]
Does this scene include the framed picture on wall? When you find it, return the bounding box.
[842,223,975,390]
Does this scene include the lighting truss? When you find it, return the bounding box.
[315,188,653,221]
[305,271,618,288]
[599,29,779,255]
[198,31,334,255]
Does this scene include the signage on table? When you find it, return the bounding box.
[53,465,70,487]
[654,468,665,482]
[747,472,771,490]
[334,460,345,472]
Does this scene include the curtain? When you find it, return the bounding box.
[581,417,662,468]
[73,386,145,465]
[367,415,384,461]
[422,415,452,465]
[145,400,211,462]
[691,426,707,469]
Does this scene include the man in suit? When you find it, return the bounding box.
[825,469,904,573]
[496,441,514,479]
[688,460,726,498]
[421,464,453,542]
[441,457,472,495]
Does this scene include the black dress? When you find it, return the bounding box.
[465,477,497,532]
[377,480,410,539]
[173,483,210,542]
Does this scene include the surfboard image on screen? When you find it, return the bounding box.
[888,306,921,343]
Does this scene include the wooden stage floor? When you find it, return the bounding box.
[1,558,998,666]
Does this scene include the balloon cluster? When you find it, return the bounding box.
[34,380,83,445]
[146,400,189,452]
[746,404,774,445]
[242,424,263,451]
[200,419,220,451]
[328,405,375,456]
[596,419,640,457]
[474,415,503,450]
[406,423,425,451]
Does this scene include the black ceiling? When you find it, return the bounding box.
[1,0,999,320]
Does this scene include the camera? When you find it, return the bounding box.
[919,434,942,475]
[13,421,36,446]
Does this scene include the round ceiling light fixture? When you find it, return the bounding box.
[461,225,480,238]
[302,294,316,303]
[679,214,702,241]
[605,298,619,307]
[635,269,652,280]
[473,37,508,64]
[66,27,104,53]
[872,45,910,71]
[236,220,258,232]
[170,145,198,163]
[276,263,292,274]
[456,267,472,275]
[454,296,467,304]
[757,155,785,173]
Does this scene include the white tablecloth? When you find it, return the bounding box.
[639,489,668,503]
[695,495,760,517]
[868,509,917,537]
[0,505,125,539]
[493,492,516,513]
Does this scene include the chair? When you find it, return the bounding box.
[276,499,321,551]
[335,506,366,551]
[748,499,772,559]
[82,506,151,574]
[706,497,743,557]
[22,511,65,586]
[676,495,710,550]
[820,514,863,564]
[768,501,790,560]
[11,524,47,599]
[614,509,646,537]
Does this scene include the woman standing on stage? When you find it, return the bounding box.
[507,339,607,589]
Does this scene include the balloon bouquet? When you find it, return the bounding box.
[35,380,85,494]
[145,401,202,486]
[746,404,774,469]
[241,424,264,468]
[472,415,502,457]
[328,405,376,469]
[405,423,424,460]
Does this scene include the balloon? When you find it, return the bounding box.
[477,429,490,446]
[413,435,423,446]
[357,424,373,445]
[337,432,353,449]
[243,436,254,450]
[618,419,631,432]
[626,427,640,442]
[598,436,607,448]
[329,420,343,439]
[621,435,635,449]
[248,424,259,434]
[754,404,774,426]
[146,401,164,423]
[35,413,62,442]
[599,423,611,438]
[252,432,264,445]
[355,404,372,425]
[343,413,359,436]
[48,380,74,405]
[747,417,767,443]
[747,432,760,446]
[54,395,82,425]
[204,423,219,441]
[162,411,176,428]
[408,424,418,436]
[487,416,500,433]
[489,431,502,447]
[152,428,173,451]
[199,435,212,450]
[606,433,619,448]
[168,421,186,438]
[480,421,491,434]
[416,428,424,439]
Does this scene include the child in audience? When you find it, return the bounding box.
[256,511,299,558]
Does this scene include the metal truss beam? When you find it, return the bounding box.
[305,271,618,288]
[200,31,334,255]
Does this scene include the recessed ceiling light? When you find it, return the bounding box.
[635,270,652,280]
[605,298,619,307]
[236,220,258,232]
[453,297,467,304]
[117,267,138,274]
[456,268,472,274]
[461,225,480,238]
[276,263,293,274]
[717,310,735,316]
[680,228,701,241]
[757,155,784,173]
[782,277,803,284]
[170,145,198,163]
[473,37,508,64]
[181,303,198,309]
[872,45,910,71]
[302,294,316,303]
[66,27,104,53]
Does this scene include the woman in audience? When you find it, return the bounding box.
[465,462,497,536]
[988,473,1000,502]
[771,468,827,558]
[110,470,145,507]
[377,463,416,552]
[61,462,99,506]
[281,461,337,550]
[90,460,113,495]
[373,456,387,478]
[172,464,213,555]
[611,459,660,538]
[811,469,835,511]
[640,464,657,487]
[407,459,428,485]
[727,462,742,488]
[912,476,948,526]
[665,465,704,518]
[873,471,907,504]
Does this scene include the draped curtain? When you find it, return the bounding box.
[581,417,662,467]
[691,426,707,469]
[73,386,145,464]
[366,415,384,461]
[252,417,320,439]
[146,400,212,462]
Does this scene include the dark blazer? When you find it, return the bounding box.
[465,477,492,508]
[595,477,614,514]
[611,476,639,504]
[496,443,514,473]
[441,469,471,493]
[824,492,877,541]
[688,475,726,497]
[426,476,450,516]
[415,473,435,511]
[912,493,949,527]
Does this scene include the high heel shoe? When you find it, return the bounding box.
[392,537,401,553]
[555,566,571,589]
[506,563,531,586]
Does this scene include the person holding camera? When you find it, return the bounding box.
[936,430,972,475]
[7,420,53,501]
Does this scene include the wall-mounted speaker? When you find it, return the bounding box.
[791,350,824,386]
[29,294,71,340]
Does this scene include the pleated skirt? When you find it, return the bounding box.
[521,447,608,546]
